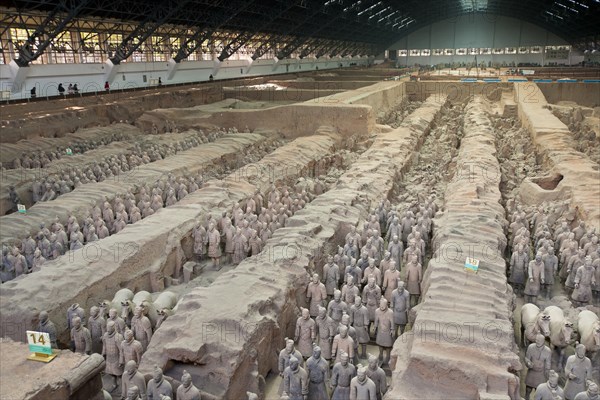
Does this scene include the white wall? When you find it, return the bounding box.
[389,13,583,66]
[0,56,370,100]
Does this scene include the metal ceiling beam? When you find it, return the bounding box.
[109,0,191,64]
[173,0,258,62]
[12,0,93,66]
[217,0,298,61]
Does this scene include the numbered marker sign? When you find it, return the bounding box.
[65,148,73,155]
[465,257,480,273]
[26,331,52,355]
[17,204,26,214]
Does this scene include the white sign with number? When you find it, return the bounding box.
[17,204,26,214]
[26,330,52,355]
[66,148,73,155]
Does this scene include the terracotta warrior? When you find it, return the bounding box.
[282,355,309,400]
[349,364,376,400]
[147,365,173,400]
[315,307,335,361]
[131,305,152,351]
[306,274,327,317]
[88,306,107,354]
[405,253,423,307]
[306,345,329,400]
[328,290,349,325]
[572,256,596,306]
[108,308,127,335]
[366,354,387,400]
[387,235,403,271]
[374,298,394,366]
[341,275,360,306]
[231,227,248,265]
[339,313,359,364]
[362,258,381,287]
[524,333,552,400]
[102,320,124,392]
[524,253,545,305]
[295,308,316,358]
[330,352,356,400]
[323,255,340,298]
[382,261,400,302]
[563,343,592,400]
[509,243,529,296]
[192,221,206,261]
[279,339,304,379]
[391,280,410,336]
[349,296,370,359]
[534,370,564,400]
[121,360,147,400]
[332,325,355,365]
[120,329,143,366]
[70,316,92,354]
[67,303,85,331]
[38,311,58,349]
[206,222,222,270]
[362,277,382,335]
[574,382,599,400]
[542,246,558,299]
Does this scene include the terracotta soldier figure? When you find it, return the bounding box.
[121,360,146,400]
[349,364,376,400]
[306,274,327,317]
[295,308,316,359]
[382,261,400,302]
[331,352,356,400]
[341,276,360,306]
[130,305,152,351]
[315,307,335,361]
[563,343,592,400]
[231,227,248,265]
[349,296,370,359]
[388,235,403,271]
[534,370,564,400]
[332,325,355,365]
[390,279,411,335]
[338,313,359,364]
[120,329,143,366]
[510,243,529,296]
[283,355,309,400]
[574,382,599,400]
[88,306,107,354]
[362,277,382,335]
[306,345,329,400]
[366,355,387,400]
[70,316,92,354]
[328,290,348,325]
[147,365,173,400]
[374,298,394,366]
[405,254,422,307]
[278,339,304,395]
[38,311,58,349]
[31,248,46,272]
[206,222,222,270]
[524,253,546,305]
[323,255,340,299]
[542,246,558,299]
[102,320,124,392]
[176,370,201,400]
[525,333,552,400]
[362,259,381,287]
[108,308,127,335]
[572,256,596,306]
